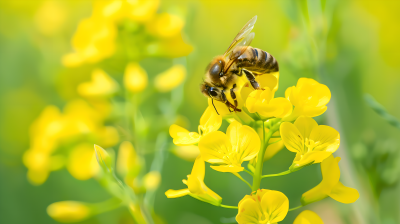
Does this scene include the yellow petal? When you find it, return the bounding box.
[189,156,205,182]
[199,106,222,135]
[67,144,99,180]
[258,97,292,118]
[172,145,200,161]
[165,188,190,198]
[293,151,332,168]
[116,141,142,178]
[143,171,161,191]
[246,89,263,113]
[169,124,200,146]
[123,63,148,93]
[309,125,340,153]
[47,201,91,223]
[227,121,260,161]
[207,98,231,116]
[125,0,159,22]
[260,190,289,223]
[210,165,244,173]
[256,72,279,92]
[198,131,231,164]
[301,181,329,206]
[236,198,262,224]
[147,13,184,38]
[77,69,119,98]
[154,65,186,92]
[280,122,304,153]
[321,155,341,190]
[329,181,359,204]
[293,116,318,139]
[294,210,324,224]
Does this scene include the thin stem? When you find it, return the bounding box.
[243,169,254,176]
[232,172,252,190]
[289,205,303,211]
[270,136,281,138]
[252,119,282,191]
[220,204,238,209]
[92,197,123,215]
[262,170,291,179]
[267,139,282,145]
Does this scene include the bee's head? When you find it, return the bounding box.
[200,82,226,102]
[206,57,225,83]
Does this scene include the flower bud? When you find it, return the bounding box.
[94,144,114,173]
[47,201,91,223]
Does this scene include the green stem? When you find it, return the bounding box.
[252,119,282,191]
[91,197,123,215]
[243,169,254,176]
[233,172,252,190]
[220,204,238,209]
[267,139,282,145]
[262,170,291,179]
[289,205,303,211]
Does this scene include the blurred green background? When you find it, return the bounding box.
[1,0,400,223]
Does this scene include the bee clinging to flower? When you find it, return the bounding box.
[200,15,279,114]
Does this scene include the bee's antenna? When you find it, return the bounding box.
[211,99,219,115]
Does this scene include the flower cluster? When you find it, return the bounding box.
[167,76,359,223]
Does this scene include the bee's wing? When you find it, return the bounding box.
[223,15,257,59]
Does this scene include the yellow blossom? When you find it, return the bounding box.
[294,210,324,224]
[47,201,91,223]
[34,0,67,36]
[67,144,99,180]
[92,0,124,22]
[77,69,119,98]
[143,171,161,191]
[246,87,292,118]
[170,106,221,146]
[165,156,222,206]
[62,17,116,67]
[95,126,120,147]
[154,65,186,92]
[285,78,331,120]
[280,116,340,171]
[172,145,200,162]
[147,13,184,38]
[236,189,289,224]
[116,141,142,180]
[125,0,160,22]
[94,144,114,173]
[198,121,260,172]
[301,155,359,205]
[123,63,148,93]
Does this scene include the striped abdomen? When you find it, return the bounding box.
[234,47,279,74]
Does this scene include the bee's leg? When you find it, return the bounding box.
[243,69,262,90]
[230,84,238,108]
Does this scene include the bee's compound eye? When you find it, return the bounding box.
[209,62,222,77]
[210,90,218,97]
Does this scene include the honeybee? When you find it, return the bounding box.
[201,16,279,114]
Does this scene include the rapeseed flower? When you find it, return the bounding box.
[123,63,148,93]
[301,155,359,205]
[154,65,186,92]
[246,87,292,118]
[236,189,289,224]
[294,210,324,224]
[280,116,340,171]
[77,69,119,98]
[165,156,222,206]
[198,121,260,172]
[285,78,331,120]
[47,201,91,223]
[67,144,99,180]
[170,106,221,146]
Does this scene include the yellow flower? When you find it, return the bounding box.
[170,106,221,146]
[143,171,161,191]
[34,0,67,36]
[147,13,184,38]
[47,201,91,223]
[77,69,119,98]
[94,144,114,173]
[123,63,148,93]
[165,156,222,206]
[92,0,124,22]
[301,155,359,205]
[280,116,339,171]
[125,0,160,22]
[285,78,331,119]
[146,33,193,58]
[294,210,324,224]
[172,145,200,162]
[67,144,99,180]
[116,141,142,180]
[236,189,289,224]
[62,17,116,67]
[246,87,292,118]
[154,65,186,92]
[198,121,260,172]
